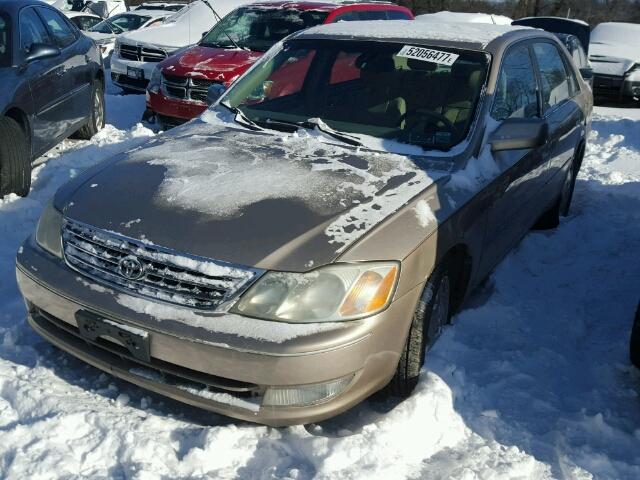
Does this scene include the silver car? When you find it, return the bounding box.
[17,20,592,425]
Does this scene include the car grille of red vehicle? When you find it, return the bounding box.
[162,74,218,103]
[61,219,260,310]
[119,43,167,63]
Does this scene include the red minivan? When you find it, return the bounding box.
[145,1,413,128]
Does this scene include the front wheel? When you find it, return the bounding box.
[0,116,31,197]
[76,80,105,140]
[384,265,452,397]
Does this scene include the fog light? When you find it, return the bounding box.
[262,374,355,407]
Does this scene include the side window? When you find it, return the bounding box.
[532,42,571,111]
[491,44,539,121]
[37,7,76,49]
[387,10,412,20]
[20,7,51,52]
[357,11,389,21]
[333,12,359,22]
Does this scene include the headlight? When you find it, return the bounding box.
[148,65,162,94]
[35,201,63,258]
[113,40,120,56]
[232,262,399,323]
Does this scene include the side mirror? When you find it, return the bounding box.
[202,31,208,38]
[206,83,227,105]
[25,43,61,63]
[490,117,548,152]
[579,67,594,81]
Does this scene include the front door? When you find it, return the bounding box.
[479,42,551,275]
[36,6,91,136]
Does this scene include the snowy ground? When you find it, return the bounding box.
[0,86,639,479]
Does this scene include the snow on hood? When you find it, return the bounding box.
[589,23,640,75]
[118,0,249,49]
[60,109,447,271]
[300,19,528,48]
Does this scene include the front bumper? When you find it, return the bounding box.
[111,55,159,92]
[593,73,640,100]
[16,236,420,426]
[146,89,207,123]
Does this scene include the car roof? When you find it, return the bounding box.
[0,0,55,14]
[124,9,174,18]
[65,11,102,19]
[246,1,400,13]
[295,19,537,51]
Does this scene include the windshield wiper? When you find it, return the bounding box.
[219,102,262,131]
[200,0,249,51]
[305,118,362,147]
[255,118,362,146]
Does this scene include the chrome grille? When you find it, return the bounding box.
[162,74,217,104]
[118,43,167,63]
[62,219,260,310]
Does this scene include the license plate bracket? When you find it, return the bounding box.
[76,310,150,363]
[127,66,143,80]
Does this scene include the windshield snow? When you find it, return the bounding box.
[0,14,9,67]
[201,7,328,52]
[223,39,489,151]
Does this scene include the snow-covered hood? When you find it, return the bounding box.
[589,42,638,76]
[159,45,263,84]
[55,115,444,272]
[117,0,248,50]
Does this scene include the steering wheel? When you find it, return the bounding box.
[397,109,460,138]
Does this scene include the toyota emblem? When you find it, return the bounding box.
[118,256,145,280]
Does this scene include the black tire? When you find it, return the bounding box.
[533,143,584,230]
[0,116,31,197]
[75,80,105,140]
[631,303,640,369]
[384,264,452,397]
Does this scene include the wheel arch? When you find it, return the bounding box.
[438,243,473,313]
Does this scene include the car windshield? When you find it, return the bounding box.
[222,40,489,151]
[90,14,151,34]
[200,7,328,52]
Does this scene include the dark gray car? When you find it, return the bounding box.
[0,0,104,197]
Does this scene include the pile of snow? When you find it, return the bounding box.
[0,90,639,478]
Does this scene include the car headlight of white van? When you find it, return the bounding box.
[232,262,399,323]
[35,201,63,258]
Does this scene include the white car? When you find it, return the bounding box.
[65,10,102,31]
[416,11,512,25]
[45,0,127,18]
[87,9,177,59]
[111,0,247,92]
[589,22,640,102]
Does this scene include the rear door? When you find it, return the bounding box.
[479,41,550,274]
[530,41,585,197]
[36,6,91,136]
[19,6,67,154]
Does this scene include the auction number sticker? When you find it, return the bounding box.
[397,45,459,66]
